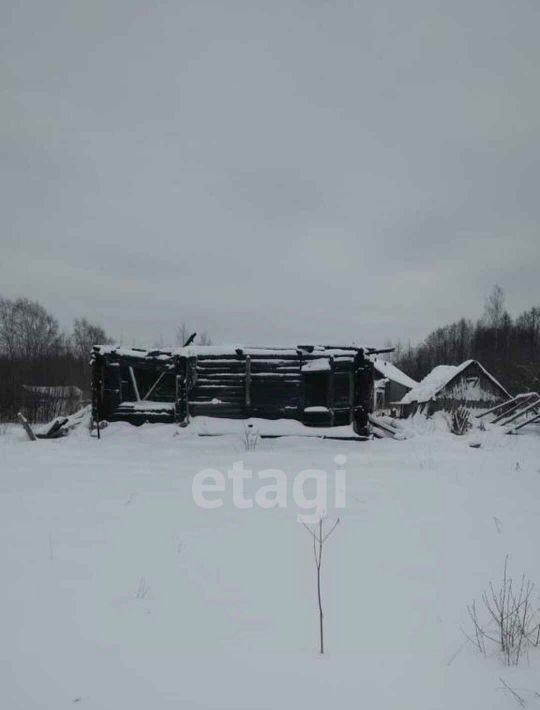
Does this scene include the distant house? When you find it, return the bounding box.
[399,360,510,417]
[371,358,418,412]
[22,385,83,422]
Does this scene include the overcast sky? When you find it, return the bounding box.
[1,0,539,348]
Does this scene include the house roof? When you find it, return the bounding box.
[370,358,418,390]
[92,344,365,361]
[22,385,82,398]
[400,360,510,405]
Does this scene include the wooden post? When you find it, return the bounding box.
[91,351,105,432]
[245,355,251,411]
[174,374,181,424]
[174,356,191,425]
[348,371,354,424]
[298,351,304,418]
[128,367,141,401]
[17,412,36,441]
[327,357,335,426]
[184,358,192,423]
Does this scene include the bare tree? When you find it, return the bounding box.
[302,516,340,654]
[198,331,212,346]
[393,294,540,394]
[0,298,111,421]
[483,285,506,328]
[176,322,190,347]
[0,297,62,359]
[71,318,112,361]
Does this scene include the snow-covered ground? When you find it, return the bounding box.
[1,417,539,709]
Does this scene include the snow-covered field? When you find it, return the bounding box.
[1,418,539,709]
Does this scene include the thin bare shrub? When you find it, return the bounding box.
[466,556,540,665]
[242,423,259,451]
[302,516,340,654]
[451,406,472,435]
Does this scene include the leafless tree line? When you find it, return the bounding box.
[393,286,540,394]
[0,297,112,422]
[0,297,214,423]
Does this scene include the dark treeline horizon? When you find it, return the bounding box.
[0,296,112,422]
[1,287,539,422]
[393,286,540,395]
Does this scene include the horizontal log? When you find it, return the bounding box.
[194,386,245,393]
[195,354,302,362]
[190,406,246,417]
[253,365,302,372]
[197,371,246,382]
[190,389,245,397]
[250,375,301,382]
[195,367,245,373]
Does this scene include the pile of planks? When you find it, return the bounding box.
[368,413,407,440]
[476,392,540,434]
[17,406,91,441]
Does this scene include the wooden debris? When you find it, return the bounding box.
[36,417,69,439]
[17,412,36,441]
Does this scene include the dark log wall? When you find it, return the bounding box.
[250,355,302,419]
[190,353,249,418]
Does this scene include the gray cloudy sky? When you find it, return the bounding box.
[1,0,539,348]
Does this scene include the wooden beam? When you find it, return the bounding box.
[476,393,533,419]
[17,412,36,441]
[327,357,335,426]
[348,371,355,424]
[128,366,141,401]
[509,413,540,433]
[143,370,167,401]
[245,355,251,409]
[492,394,538,424]
[501,398,540,426]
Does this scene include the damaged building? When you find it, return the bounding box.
[399,359,511,417]
[91,344,377,436]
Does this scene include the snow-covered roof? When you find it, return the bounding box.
[301,358,331,372]
[370,358,417,390]
[93,344,364,360]
[400,360,510,404]
[22,385,82,398]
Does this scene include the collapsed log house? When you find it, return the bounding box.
[91,344,376,436]
[399,359,510,417]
